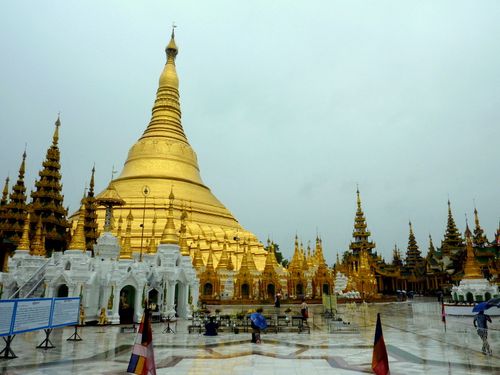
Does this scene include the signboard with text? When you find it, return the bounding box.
[0,301,16,337]
[0,297,80,336]
[51,297,80,328]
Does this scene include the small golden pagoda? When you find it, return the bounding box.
[312,237,334,297]
[260,241,282,300]
[287,236,308,297]
[93,30,265,269]
[463,225,483,279]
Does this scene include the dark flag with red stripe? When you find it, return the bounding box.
[372,313,389,375]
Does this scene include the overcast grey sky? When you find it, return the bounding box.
[1,1,499,264]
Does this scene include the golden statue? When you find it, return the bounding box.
[98,307,108,325]
[79,303,86,326]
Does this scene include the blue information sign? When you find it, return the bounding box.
[0,297,81,336]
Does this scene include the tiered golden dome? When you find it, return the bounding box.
[94,31,265,268]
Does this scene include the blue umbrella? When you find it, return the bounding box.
[486,297,500,308]
[472,302,489,313]
[250,312,267,330]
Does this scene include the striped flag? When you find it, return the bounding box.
[127,307,156,375]
[372,313,389,375]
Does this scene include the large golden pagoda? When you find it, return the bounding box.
[94,30,265,269]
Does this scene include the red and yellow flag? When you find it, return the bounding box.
[372,313,389,375]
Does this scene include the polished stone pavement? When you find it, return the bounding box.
[0,299,499,374]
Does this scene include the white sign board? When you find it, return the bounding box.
[0,301,16,336]
[51,298,80,328]
[12,298,52,334]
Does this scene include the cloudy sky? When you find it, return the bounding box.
[1,1,499,264]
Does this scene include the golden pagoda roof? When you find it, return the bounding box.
[91,30,265,268]
[96,182,125,206]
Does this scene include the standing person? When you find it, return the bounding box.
[274,292,281,308]
[300,299,309,325]
[473,310,492,355]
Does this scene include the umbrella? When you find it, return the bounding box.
[472,302,489,313]
[250,312,267,330]
[486,297,500,308]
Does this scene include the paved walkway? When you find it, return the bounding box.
[0,299,499,374]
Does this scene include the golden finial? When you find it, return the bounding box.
[166,24,178,59]
[53,114,61,146]
[409,221,413,235]
[19,150,27,177]
[89,165,95,195]
[356,186,362,209]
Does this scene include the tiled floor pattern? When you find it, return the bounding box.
[0,300,499,374]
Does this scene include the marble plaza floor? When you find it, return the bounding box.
[0,299,499,374]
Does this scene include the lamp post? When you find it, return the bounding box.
[139,185,150,262]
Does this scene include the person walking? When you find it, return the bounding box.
[473,310,492,355]
[300,299,309,325]
[250,308,267,344]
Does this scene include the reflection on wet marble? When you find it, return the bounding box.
[0,299,498,374]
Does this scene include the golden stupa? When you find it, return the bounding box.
[94,31,266,269]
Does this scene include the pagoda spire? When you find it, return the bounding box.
[349,188,375,255]
[405,221,423,269]
[245,241,258,271]
[392,244,402,267]
[160,187,178,245]
[462,223,483,279]
[140,29,186,144]
[0,151,28,244]
[192,237,205,269]
[440,200,464,257]
[31,214,45,256]
[68,204,86,251]
[216,235,230,271]
[178,203,190,256]
[1,177,9,207]
[120,210,133,259]
[31,116,69,253]
[52,115,61,145]
[206,243,215,272]
[17,209,31,251]
[82,166,98,251]
[147,211,157,254]
[116,212,123,241]
[472,207,488,247]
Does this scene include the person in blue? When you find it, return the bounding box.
[473,311,492,355]
[250,308,267,344]
[204,316,219,336]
